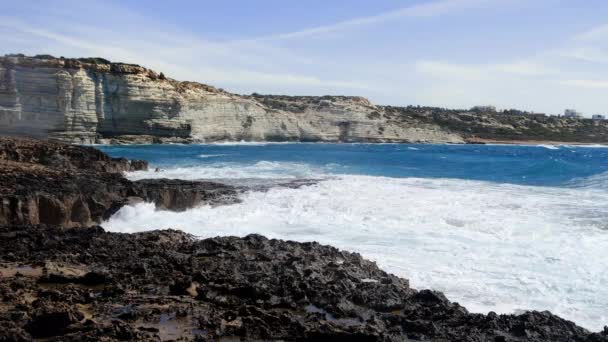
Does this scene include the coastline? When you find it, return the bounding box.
[4,54,608,147]
[1,137,608,341]
[465,137,608,146]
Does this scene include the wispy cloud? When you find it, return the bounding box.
[560,46,608,64]
[2,0,608,114]
[574,23,608,41]
[0,13,370,94]
[0,17,137,61]
[415,60,555,80]
[558,79,608,89]
[248,0,501,41]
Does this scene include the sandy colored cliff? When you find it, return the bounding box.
[0,55,461,144]
[2,54,608,145]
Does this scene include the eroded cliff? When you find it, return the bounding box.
[2,54,608,144]
[0,55,464,144]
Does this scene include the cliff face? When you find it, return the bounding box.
[0,55,463,144]
[2,54,608,144]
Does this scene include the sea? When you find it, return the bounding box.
[98,142,608,331]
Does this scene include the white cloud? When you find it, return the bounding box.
[2,0,607,114]
[415,60,555,80]
[494,61,556,76]
[558,79,608,89]
[0,15,368,93]
[574,23,608,41]
[248,0,504,41]
[559,47,608,64]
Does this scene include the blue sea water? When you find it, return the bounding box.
[98,143,608,331]
[99,143,608,187]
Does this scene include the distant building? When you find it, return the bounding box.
[564,109,583,119]
[592,114,606,120]
[471,105,496,113]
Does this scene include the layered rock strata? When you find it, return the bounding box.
[4,54,608,145]
[0,54,459,144]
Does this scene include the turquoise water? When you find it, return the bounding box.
[98,143,608,187]
[99,142,608,330]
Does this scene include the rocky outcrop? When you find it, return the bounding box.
[384,106,608,144]
[0,160,136,226]
[0,54,465,144]
[132,179,239,211]
[0,137,239,226]
[0,225,606,341]
[0,136,147,172]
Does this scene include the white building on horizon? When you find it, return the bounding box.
[592,114,606,120]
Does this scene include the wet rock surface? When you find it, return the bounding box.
[0,225,606,341]
[0,137,240,226]
[0,137,148,173]
[132,179,240,211]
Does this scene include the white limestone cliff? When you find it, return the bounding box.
[0,55,464,144]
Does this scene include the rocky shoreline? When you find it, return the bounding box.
[1,137,607,341]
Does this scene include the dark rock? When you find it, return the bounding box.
[24,301,84,338]
[0,225,604,341]
[0,137,148,173]
[0,137,238,226]
[133,179,239,211]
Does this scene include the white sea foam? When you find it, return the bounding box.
[104,172,608,330]
[569,171,608,190]
[204,140,297,146]
[569,144,608,148]
[126,161,326,181]
[538,144,560,150]
[197,154,228,158]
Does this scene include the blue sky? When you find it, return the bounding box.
[2,0,608,115]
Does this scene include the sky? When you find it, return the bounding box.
[2,0,608,115]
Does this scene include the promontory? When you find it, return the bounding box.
[2,54,608,145]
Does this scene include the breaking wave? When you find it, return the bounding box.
[126,161,328,181]
[197,154,229,159]
[105,171,608,330]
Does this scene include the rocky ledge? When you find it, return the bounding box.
[0,137,239,227]
[0,225,606,341]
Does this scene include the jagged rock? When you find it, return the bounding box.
[0,137,238,226]
[24,301,84,338]
[132,179,239,211]
[0,225,605,341]
[0,137,148,172]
